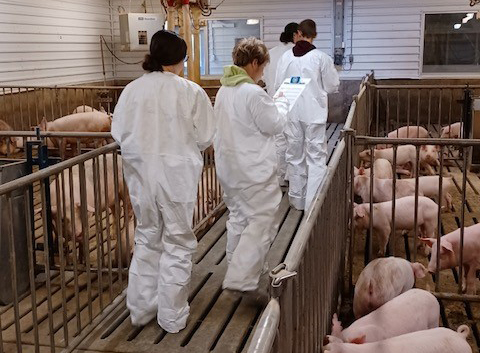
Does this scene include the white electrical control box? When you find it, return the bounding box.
[119,13,165,52]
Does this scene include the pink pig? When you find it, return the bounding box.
[324,325,471,353]
[39,111,111,157]
[353,175,418,203]
[388,126,430,139]
[354,196,438,256]
[354,257,427,318]
[330,289,439,344]
[359,145,418,177]
[354,158,393,179]
[421,223,480,294]
[441,122,463,139]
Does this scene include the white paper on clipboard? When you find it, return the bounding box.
[273,77,311,112]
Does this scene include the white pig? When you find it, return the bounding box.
[354,196,438,256]
[441,122,463,139]
[359,145,418,177]
[39,111,111,157]
[354,175,453,210]
[388,126,430,139]
[354,159,393,179]
[324,325,471,353]
[330,289,439,344]
[0,119,20,155]
[72,105,107,114]
[45,154,132,264]
[353,175,418,203]
[421,223,480,294]
[353,257,427,318]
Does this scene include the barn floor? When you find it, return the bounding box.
[344,124,480,353]
[0,123,343,352]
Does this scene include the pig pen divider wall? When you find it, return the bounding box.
[0,85,125,131]
[247,73,374,353]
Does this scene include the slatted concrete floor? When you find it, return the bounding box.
[1,123,344,353]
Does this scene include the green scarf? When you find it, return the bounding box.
[220,65,255,86]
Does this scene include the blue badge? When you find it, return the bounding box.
[290,77,301,84]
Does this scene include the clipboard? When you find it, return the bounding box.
[273,77,312,111]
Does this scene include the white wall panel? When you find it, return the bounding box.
[0,0,114,86]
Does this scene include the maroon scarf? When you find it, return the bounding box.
[293,40,316,57]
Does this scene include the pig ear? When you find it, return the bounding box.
[39,117,47,130]
[100,106,106,113]
[331,313,343,338]
[411,262,427,279]
[355,206,366,219]
[349,335,366,344]
[365,150,371,156]
[442,240,454,253]
[420,238,435,248]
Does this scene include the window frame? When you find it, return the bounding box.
[200,17,264,78]
[420,10,480,79]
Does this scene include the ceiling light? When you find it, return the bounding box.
[454,23,462,29]
[246,19,259,25]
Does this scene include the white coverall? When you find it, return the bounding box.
[275,49,340,211]
[263,43,294,185]
[214,83,288,292]
[111,71,215,333]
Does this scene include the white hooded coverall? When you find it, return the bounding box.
[275,49,340,211]
[214,82,288,292]
[263,43,294,185]
[111,71,215,333]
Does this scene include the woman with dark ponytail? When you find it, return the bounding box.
[111,30,215,334]
[263,22,299,187]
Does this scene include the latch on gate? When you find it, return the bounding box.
[270,263,297,288]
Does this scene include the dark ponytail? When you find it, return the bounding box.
[142,30,187,72]
[279,22,299,44]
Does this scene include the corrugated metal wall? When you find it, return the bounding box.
[0,0,114,86]
[342,0,476,79]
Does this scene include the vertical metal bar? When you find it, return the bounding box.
[79,161,93,323]
[448,89,453,130]
[458,147,468,294]
[435,147,444,292]
[413,146,420,262]
[2,88,7,127]
[396,90,400,136]
[7,194,22,353]
[68,167,81,334]
[416,89,421,135]
[368,144,374,261]
[112,151,123,292]
[18,88,24,130]
[26,87,32,129]
[54,176,69,345]
[438,89,443,130]
[103,153,114,301]
[348,134,355,294]
[427,90,432,134]
[375,89,380,137]
[391,145,397,256]
[406,90,411,131]
[385,89,389,136]
[10,87,15,130]
[93,156,104,310]
[40,182,56,352]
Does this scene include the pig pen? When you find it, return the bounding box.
[343,79,480,353]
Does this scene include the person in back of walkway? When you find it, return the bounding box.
[111,30,215,333]
[274,19,340,211]
[263,22,299,186]
[214,37,289,293]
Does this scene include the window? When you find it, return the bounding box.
[423,13,480,73]
[205,19,261,75]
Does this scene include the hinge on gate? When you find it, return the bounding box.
[341,128,355,139]
[270,263,297,288]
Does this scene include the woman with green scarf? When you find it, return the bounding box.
[214,37,289,293]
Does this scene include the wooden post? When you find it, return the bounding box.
[166,0,176,31]
[192,6,202,83]
[181,2,194,81]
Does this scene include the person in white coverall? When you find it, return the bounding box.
[111,30,215,333]
[214,37,289,292]
[263,22,299,186]
[275,19,340,211]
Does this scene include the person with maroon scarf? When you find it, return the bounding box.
[274,19,340,211]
